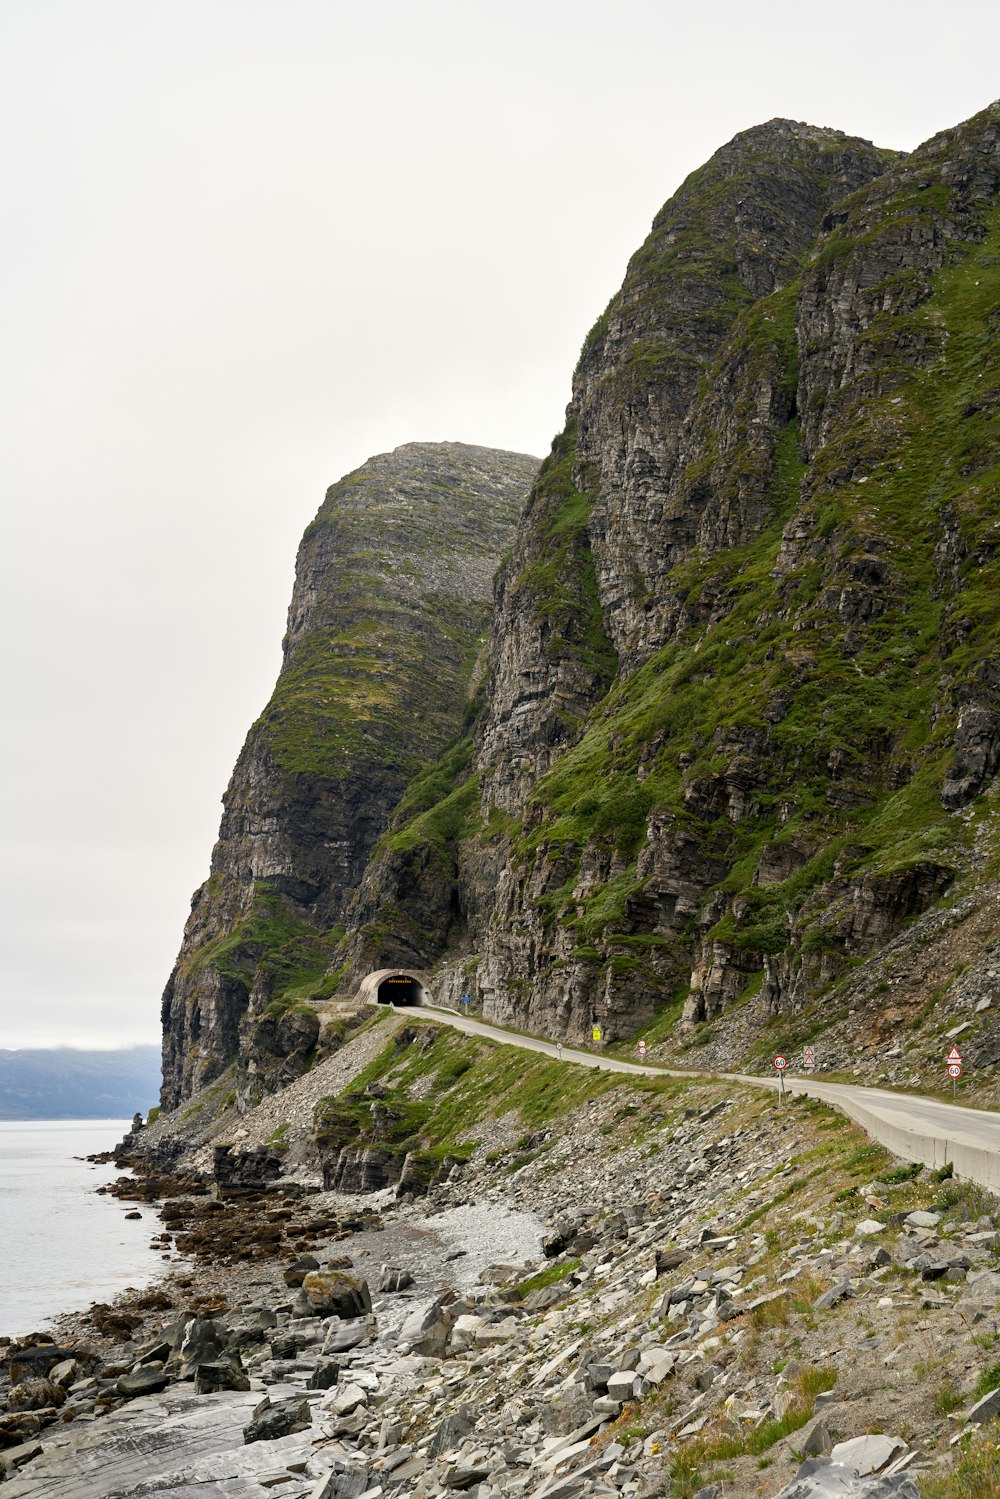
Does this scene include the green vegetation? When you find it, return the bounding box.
[668,1364,836,1495]
[460,178,1000,1029]
[258,449,527,784]
[922,1422,1000,1499]
[516,1258,582,1297]
[384,756,482,863]
[313,1022,619,1163]
[974,1359,1000,1401]
[185,881,342,1010]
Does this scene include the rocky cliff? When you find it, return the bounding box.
[159,443,537,1108]
[348,105,1000,1076]
[161,102,1000,1108]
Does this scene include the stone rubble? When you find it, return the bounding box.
[5,1081,1000,1495]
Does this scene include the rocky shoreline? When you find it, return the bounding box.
[6,1061,1000,1499]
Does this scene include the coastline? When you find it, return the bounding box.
[0,1134,548,1497]
[4,1047,1000,1497]
[0,1119,170,1341]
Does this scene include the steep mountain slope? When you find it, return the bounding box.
[348,105,1000,1075]
[159,443,537,1108]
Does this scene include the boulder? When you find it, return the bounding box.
[270,1330,310,1360]
[168,1316,227,1378]
[6,1379,64,1411]
[443,1466,490,1489]
[243,1396,312,1445]
[399,1296,455,1358]
[967,1384,1000,1424]
[639,1351,676,1386]
[0,1439,43,1479]
[116,1366,172,1398]
[378,1266,414,1293]
[283,1255,321,1288]
[306,1359,340,1391]
[8,1346,77,1383]
[325,1382,367,1417]
[322,1317,375,1355]
[583,1362,613,1394]
[829,1435,907,1475]
[959,1270,1000,1311]
[606,1371,641,1402]
[430,1412,474,1457]
[904,1210,941,1229]
[772,1457,918,1496]
[801,1421,833,1458]
[194,1355,251,1394]
[295,1271,371,1319]
[474,1316,519,1346]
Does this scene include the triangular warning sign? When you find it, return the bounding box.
[946,1045,963,1063]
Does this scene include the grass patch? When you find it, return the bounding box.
[922,1421,1000,1499]
[517,1259,582,1297]
[313,1022,620,1164]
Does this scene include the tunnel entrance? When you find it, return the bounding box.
[377,973,422,1006]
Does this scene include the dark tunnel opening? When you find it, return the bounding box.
[377,974,422,1005]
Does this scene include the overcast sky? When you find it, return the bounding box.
[2,1,998,1050]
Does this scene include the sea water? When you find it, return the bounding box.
[0,1119,168,1337]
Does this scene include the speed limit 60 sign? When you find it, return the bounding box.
[773,1054,788,1071]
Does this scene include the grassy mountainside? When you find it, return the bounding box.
[348,106,1000,1080]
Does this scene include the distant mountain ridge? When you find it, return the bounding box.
[0,1047,162,1120]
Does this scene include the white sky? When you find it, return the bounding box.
[2,0,998,1049]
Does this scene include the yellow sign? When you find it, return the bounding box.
[592,1026,602,1042]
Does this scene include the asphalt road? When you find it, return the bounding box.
[387,1001,1000,1194]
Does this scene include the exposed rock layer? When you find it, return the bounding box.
[162,103,1000,1102]
[349,105,1000,1055]
[159,443,536,1107]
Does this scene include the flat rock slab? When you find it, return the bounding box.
[774,1456,919,1497]
[1,1386,316,1498]
[829,1434,907,1475]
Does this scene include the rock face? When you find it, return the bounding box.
[160,102,1000,1101]
[160,443,537,1107]
[348,103,1000,1055]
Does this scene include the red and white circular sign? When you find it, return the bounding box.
[773,1054,788,1071]
[637,1040,647,1056]
[947,1062,962,1079]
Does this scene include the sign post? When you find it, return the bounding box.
[803,1045,816,1074]
[461,992,472,1013]
[946,1045,963,1102]
[637,1039,647,1060]
[773,1053,788,1103]
[592,1025,602,1046]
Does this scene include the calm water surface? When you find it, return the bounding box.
[0,1119,169,1337]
